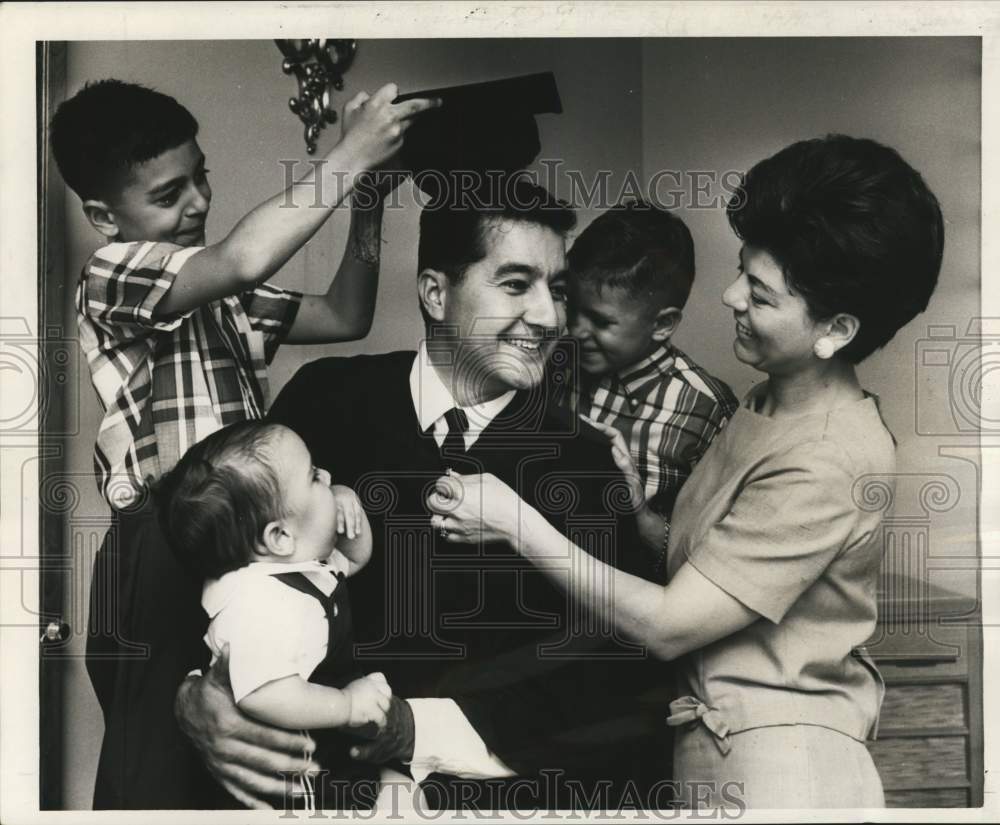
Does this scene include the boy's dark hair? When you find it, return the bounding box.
[151,421,287,581]
[51,79,199,201]
[727,134,944,364]
[417,175,576,326]
[567,200,696,310]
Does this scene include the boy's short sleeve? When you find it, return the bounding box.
[684,441,866,624]
[82,241,202,332]
[210,577,325,703]
[239,284,303,363]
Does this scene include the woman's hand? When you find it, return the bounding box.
[426,471,541,548]
[174,646,318,809]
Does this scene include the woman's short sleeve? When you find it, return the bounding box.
[685,440,866,624]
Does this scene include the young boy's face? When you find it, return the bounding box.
[272,428,339,563]
[567,278,664,376]
[104,138,211,246]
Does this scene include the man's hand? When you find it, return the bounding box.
[174,647,318,809]
[349,696,415,764]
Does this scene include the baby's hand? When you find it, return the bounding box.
[344,672,392,729]
[331,484,364,540]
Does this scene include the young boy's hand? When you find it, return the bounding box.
[580,415,646,513]
[340,83,440,172]
[344,672,392,729]
[581,414,668,560]
[331,484,365,539]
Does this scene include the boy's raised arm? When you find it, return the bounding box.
[154,84,438,319]
[285,190,386,343]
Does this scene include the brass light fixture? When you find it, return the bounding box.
[275,39,357,153]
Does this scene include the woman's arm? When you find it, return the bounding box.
[510,500,757,660]
[429,473,758,661]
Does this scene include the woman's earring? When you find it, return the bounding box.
[813,338,836,359]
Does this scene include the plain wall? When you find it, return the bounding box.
[56,37,980,809]
[642,37,982,602]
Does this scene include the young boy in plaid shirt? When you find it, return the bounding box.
[563,201,739,578]
[50,78,437,808]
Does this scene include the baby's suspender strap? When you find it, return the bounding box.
[271,572,334,619]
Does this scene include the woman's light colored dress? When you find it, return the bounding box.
[666,386,894,809]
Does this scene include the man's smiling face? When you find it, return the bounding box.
[439,218,568,402]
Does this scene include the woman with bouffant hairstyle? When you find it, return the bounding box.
[429,135,943,808]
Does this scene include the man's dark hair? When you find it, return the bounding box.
[151,421,287,581]
[727,134,944,364]
[417,175,576,326]
[567,200,695,310]
[51,79,199,201]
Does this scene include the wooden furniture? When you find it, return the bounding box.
[865,573,984,808]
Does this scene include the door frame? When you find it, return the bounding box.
[37,39,68,811]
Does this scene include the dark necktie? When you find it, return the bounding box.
[440,407,469,461]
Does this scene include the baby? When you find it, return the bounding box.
[154,420,390,811]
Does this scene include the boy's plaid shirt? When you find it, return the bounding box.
[572,343,739,515]
[77,241,302,510]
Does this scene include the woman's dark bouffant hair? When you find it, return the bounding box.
[727,135,944,363]
[151,421,287,581]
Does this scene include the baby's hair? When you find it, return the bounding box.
[50,78,199,202]
[151,421,288,581]
[568,200,695,310]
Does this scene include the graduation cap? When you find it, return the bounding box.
[394,72,562,199]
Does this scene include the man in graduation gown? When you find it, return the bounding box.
[175,174,671,811]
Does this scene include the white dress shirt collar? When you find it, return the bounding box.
[409,341,516,450]
[202,556,348,618]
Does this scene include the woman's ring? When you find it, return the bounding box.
[439,527,449,539]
